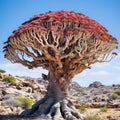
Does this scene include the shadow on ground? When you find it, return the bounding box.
[0,115,57,120]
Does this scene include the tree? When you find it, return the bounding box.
[3,10,118,119]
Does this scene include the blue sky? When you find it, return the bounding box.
[0,0,120,86]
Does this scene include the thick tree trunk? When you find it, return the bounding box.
[21,72,85,120]
[46,71,70,100]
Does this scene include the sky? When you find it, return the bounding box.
[0,0,120,87]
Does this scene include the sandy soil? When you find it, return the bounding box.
[1,108,120,120]
[85,108,120,120]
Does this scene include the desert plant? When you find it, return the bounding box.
[3,98,23,107]
[79,106,87,113]
[77,87,87,95]
[111,92,118,99]
[111,89,120,99]
[3,76,16,83]
[0,69,6,73]
[113,89,120,96]
[86,115,102,120]
[15,97,33,109]
[100,106,108,112]
[77,87,85,92]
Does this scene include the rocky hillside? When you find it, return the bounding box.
[70,81,120,108]
[0,72,47,115]
[0,71,120,120]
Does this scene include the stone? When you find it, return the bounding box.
[28,88,32,93]
[89,81,103,88]
[31,84,38,90]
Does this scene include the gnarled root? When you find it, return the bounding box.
[60,99,85,120]
[21,97,86,120]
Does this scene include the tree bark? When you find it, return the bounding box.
[46,71,70,99]
[21,72,85,120]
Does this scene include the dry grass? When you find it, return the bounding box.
[85,108,120,120]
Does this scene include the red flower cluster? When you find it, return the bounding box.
[9,10,116,42]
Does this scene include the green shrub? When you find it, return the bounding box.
[79,106,87,113]
[0,69,6,73]
[15,97,33,109]
[111,90,120,99]
[3,98,23,107]
[86,115,101,120]
[77,87,85,92]
[100,106,108,112]
[111,93,118,99]
[3,76,16,83]
[113,90,120,96]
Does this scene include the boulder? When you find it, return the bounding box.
[89,81,103,88]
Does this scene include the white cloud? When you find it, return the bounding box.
[89,70,110,76]
[92,62,110,68]
[0,62,48,78]
[78,71,87,77]
[113,66,120,70]
[115,76,120,81]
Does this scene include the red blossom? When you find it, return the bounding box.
[55,31,64,35]
[50,26,56,31]
[54,21,62,25]
[8,10,116,42]
[67,30,73,34]
[48,18,55,22]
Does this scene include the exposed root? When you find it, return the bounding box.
[60,99,85,120]
[21,97,85,120]
[34,97,55,115]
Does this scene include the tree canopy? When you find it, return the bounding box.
[4,10,118,78]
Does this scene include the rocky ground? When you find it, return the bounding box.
[0,72,120,120]
[70,81,120,108]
